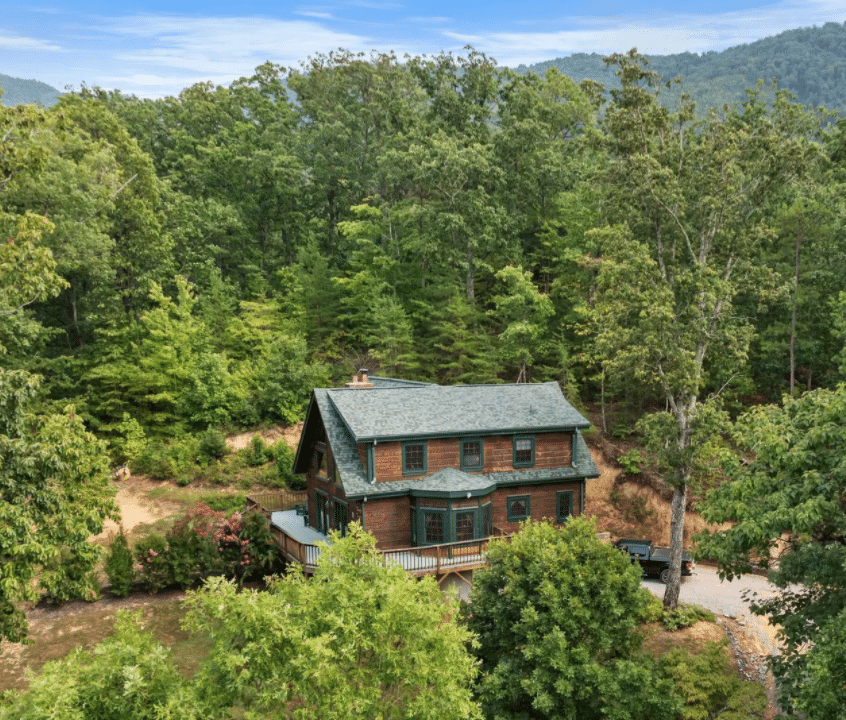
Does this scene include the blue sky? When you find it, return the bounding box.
[2,0,845,99]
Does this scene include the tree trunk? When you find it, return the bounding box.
[663,481,688,610]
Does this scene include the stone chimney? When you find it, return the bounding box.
[345,368,374,388]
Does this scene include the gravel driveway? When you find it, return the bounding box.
[642,564,784,674]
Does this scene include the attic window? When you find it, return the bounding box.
[403,441,427,476]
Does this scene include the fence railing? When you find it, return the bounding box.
[270,526,513,576]
[247,491,307,514]
[270,525,322,570]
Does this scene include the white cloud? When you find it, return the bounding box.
[295,11,334,19]
[0,33,62,51]
[107,15,373,71]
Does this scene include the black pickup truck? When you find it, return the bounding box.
[614,538,695,584]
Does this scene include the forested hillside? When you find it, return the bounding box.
[519,21,846,115]
[0,73,60,107]
[3,44,846,716]
[2,47,845,460]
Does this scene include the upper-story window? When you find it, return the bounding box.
[461,438,483,471]
[513,435,535,467]
[313,441,327,477]
[402,441,428,476]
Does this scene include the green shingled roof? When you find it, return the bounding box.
[296,381,599,501]
[326,381,589,441]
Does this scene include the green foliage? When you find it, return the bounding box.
[134,439,174,480]
[164,507,221,589]
[661,603,716,631]
[659,640,766,720]
[0,611,188,720]
[469,518,681,720]
[490,265,555,382]
[183,523,481,719]
[518,23,846,119]
[0,370,118,642]
[271,438,299,489]
[134,533,170,594]
[104,528,134,597]
[618,448,645,474]
[116,412,147,465]
[131,504,278,593]
[589,48,823,608]
[252,332,330,425]
[244,433,266,466]
[198,427,227,460]
[698,386,846,718]
[199,493,244,513]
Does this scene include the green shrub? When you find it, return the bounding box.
[165,507,220,589]
[238,511,279,581]
[134,533,170,594]
[662,603,716,631]
[270,439,305,489]
[245,434,267,466]
[641,590,665,624]
[618,448,645,474]
[135,441,174,480]
[660,640,766,719]
[202,493,246,513]
[104,529,134,597]
[199,427,228,460]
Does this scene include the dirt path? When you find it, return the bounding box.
[92,478,184,542]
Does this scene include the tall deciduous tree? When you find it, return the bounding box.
[1,115,118,643]
[698,387,846,719]
[592,49,823,608]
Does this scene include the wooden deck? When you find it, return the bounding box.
[267,509,509,577]
[248,494,511,580]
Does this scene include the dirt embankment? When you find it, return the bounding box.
[224,423,302,451]
[583,432,732,545]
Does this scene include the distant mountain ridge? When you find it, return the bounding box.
[516,21,846,114]
[0,73,61,107]
[3,21,846,113]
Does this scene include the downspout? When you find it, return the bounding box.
[368,442,377,484]
[361,498,366,530]
[580,478,586,516]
